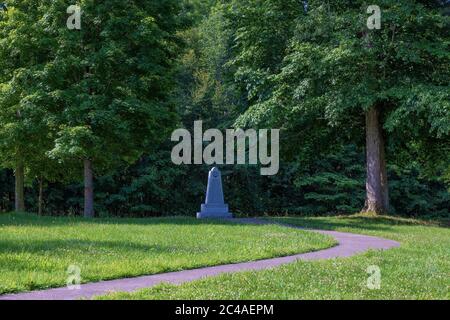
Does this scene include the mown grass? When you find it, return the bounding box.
[100,215,450,300]
[0,213,335,294]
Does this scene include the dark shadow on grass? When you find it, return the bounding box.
[269,214,449,232]
[3,212,446,230]
[0,212,245,228]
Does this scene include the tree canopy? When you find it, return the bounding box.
[0,0,448,217]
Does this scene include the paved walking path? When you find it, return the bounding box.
[0,218,400,300]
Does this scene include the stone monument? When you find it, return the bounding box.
[197,167,233,219]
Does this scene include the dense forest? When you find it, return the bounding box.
[0,0,449,218]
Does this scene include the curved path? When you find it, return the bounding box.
[0,218,400,300]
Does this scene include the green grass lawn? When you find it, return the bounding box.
[100,215,450,300]
[0,213,335,295]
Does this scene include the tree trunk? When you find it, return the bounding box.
[38,177,43,216]
[84,159,94,218]
[14,163,25,212]
[363,106,388,215]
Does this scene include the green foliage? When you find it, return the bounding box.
[0,1,59,176]
[230,0,449,215]
[39,0,182,172]
[389,164,450,217]
[0,169,13,212]
[0,0,448,218]
[293,145,366,215]
[236,0,449,158]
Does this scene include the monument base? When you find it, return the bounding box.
[197,212,233,219]
[197,203,233,219]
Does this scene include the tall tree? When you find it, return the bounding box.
[0,1,56,212]
[42,0,182,217]
[235,0,450,214]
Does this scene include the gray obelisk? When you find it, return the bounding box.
[197,167,233,219]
